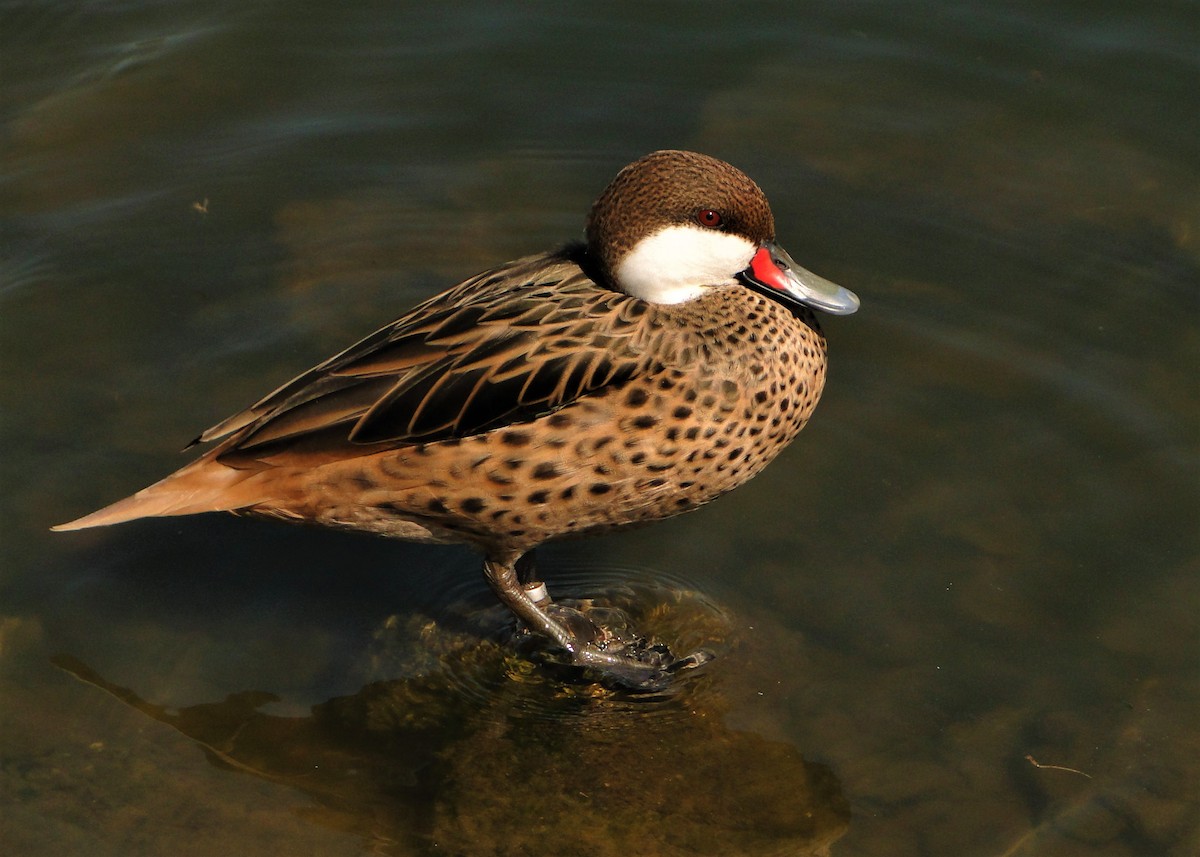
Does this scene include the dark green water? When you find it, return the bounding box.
[2,2,1197,855]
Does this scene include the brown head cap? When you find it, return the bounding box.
[585,150,776,284]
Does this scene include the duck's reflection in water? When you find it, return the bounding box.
[53,584,848,856]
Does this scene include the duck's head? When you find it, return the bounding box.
[585,150,859,316]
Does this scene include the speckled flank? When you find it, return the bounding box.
[247,286,826,554]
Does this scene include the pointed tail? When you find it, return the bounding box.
[52,460,257,531]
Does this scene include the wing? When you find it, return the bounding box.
[199,246,656,463]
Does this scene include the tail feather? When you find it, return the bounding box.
[52,461,256,531]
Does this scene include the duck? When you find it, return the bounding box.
[54,150,859,688]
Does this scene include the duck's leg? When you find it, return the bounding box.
[482,550,672,689]
[513,550,549,603]
[512,549,611,645]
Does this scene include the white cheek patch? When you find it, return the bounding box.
[614,225,757,304]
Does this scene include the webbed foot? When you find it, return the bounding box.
[522,586,713,690]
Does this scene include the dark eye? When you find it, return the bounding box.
[696,208,723,229]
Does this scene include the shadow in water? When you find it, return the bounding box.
[52,577,849,857]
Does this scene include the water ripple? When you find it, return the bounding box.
[364,559,734,723]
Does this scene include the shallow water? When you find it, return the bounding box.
[2,2,1198,855]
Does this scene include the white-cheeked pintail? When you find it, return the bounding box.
[55,150,859,688]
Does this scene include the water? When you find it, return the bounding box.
[3,2,1197,855]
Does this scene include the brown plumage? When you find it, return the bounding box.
[55,150,859,688]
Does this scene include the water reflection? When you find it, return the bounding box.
[54,596,850,857]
